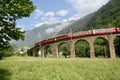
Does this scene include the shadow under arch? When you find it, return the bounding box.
[94,37,110,58]
[44,45,53,57]
[58,42,70,58]
[114,36,120,57]
[75,39,90,58]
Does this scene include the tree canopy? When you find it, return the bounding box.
[86,0,120,30]
[0,0,35,49]
[59,0,120,34]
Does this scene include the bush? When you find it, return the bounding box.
[0,46,14,60]
[0,53,2,60]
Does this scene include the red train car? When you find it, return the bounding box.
[47,37,56,43]
[68,30,92,39]
[78,30,93,37]
[35,42,39,47]
[41,39,47,44]
[93,28,116,35]
[35,39,47,47]
[67,33,72,39]
[55,34,68,41]
[116,27,120,33]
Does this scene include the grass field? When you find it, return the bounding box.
[0,56,120,80]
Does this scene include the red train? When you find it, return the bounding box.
[34,34,68,46]
[68,30,93,39]
[35,27,120,47]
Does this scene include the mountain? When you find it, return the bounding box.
[11,21,72,49]
[58,13,94,34]
[59,0,120,34]
[85,0,120,30]
[12,0,120,49]
[11,12,95,49]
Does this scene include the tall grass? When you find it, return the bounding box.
[0,56,120,80]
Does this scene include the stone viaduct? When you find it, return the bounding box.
[27,33,120,58]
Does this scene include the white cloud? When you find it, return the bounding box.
[35,22,44,27]
[34,9,44,16]
[33,9,70,28]
[34,10,61,28]
[45,21,71,34]
[54,21,71,32]
[66,0,109,17]
[34,9,44,19]
[42,16,60,24]
[45,28,55,34]
[56,10,68,16]
[62,19,68,22]
[68,14,81,21]
[45,11,55,17]
[47,17,60,23]
[35,17,60,28]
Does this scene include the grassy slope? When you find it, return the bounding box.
[0,56,120,80]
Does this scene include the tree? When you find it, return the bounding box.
[114,37,120,57]
[59,43,70,58]
[62,46,70,58]
[0,0,35,49]
[44,46,52,57]
[75,40,90,57]
[0,45,14,60]
[86,0,120,30]
[94,38,109,57]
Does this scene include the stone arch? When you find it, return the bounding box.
[114,35,120,57]
[94,37,110,58]
[58,42,70,58]
[75,39,90,57]
[44,45,53,57]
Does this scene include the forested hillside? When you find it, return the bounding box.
[59,0,120,34]
[85,0,120,30]
[56,0,120,58]
[12,0,120,51]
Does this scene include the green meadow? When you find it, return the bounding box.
[0,56,120,80]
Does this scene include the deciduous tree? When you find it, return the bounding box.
[0,0,35,59]
[0,0,35,49]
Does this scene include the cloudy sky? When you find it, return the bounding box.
[17,0,109,30]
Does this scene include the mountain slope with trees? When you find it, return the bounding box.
[85,0,120,30]
[57,0,120,58]
[59,0,120,34]
[58,13,94,34]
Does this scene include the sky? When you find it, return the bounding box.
[16,0,109,30]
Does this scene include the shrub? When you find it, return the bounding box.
[0,46,14,60]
